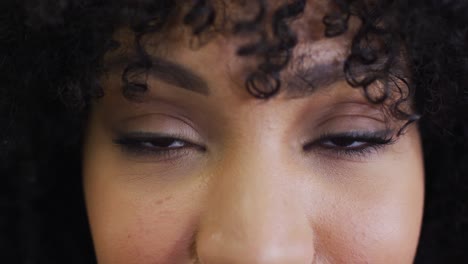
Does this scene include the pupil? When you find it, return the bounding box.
[331,138,356,147]
[152,138,177,147]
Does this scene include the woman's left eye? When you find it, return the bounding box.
[304,130,396,158]
[321,137,370,149]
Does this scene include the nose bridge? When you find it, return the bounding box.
[195,136,315,263]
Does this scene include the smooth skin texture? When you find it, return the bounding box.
[83,1,424,263]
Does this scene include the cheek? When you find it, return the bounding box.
[319,194,424,263]
[84,175,201,264]
[312,154,424,262]
[82,136,202,263]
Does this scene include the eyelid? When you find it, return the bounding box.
[320,129,394,144]
[312,103,389,130]
[114,131,206,148]
[303,129,397,161]
[115,131,192,142]
[113,132,206,160]
[305,129,394,147]
[112,111,202,139]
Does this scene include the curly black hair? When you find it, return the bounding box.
[1,0,467,263]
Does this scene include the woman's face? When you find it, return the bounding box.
[83,1,424,263]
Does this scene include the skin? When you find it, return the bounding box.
[83,1,424,263]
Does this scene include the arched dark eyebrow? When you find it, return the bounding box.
[106,54,210,96]
[286,61,347,97]
[286,58,398,98]
[148,56,210,95]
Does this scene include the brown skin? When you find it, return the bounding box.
[83,1,424,263]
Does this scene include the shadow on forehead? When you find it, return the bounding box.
[102,0,406,102]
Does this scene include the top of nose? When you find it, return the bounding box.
[194,160,316,264]
[191,133,317,264]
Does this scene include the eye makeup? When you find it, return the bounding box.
[113,131,206,161]
[303,129,397,160]
[114,128,398,164]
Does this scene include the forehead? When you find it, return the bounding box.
[144,0,355,60]
[106,0,363,99]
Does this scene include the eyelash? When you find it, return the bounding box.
[113,132,205,160]
[304,130,396,159]
[114,130,396,161]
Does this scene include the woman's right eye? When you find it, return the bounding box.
[113,133,204,159]
[133,137,187,149]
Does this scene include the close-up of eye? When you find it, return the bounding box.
[113,132,205,159]
[303,130,396,159]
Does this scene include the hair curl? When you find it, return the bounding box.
[1,0,467,263]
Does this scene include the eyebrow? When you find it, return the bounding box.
[285,60,346,97]
[148,56,210,96]
[107,54,349,98]
[106,54,210,96]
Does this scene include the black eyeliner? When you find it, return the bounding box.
[303,129,398,161]
[113,131,205,158]
[304,129,395,151]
